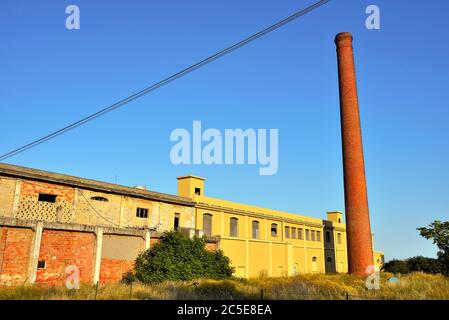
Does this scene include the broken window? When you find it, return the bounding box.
[136,207,148,218]
[271,223,278,237]
[91,196,108,202]
[174,213,180,229]
[38,193,57,203]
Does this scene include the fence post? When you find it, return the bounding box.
[346,292,349,300]
[260,289,264,300]
[94,282,99,300]
[129,282,133,300]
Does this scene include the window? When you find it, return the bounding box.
[271,223,278,237]
[311,230,315,241]
[285,226,290,238]
[136,207,148,218]
[230,218,238,237]
[316,231,321,242]
[38,193,57,203]
[305,229,310,241]
[195,187,201,195]
[37,260,46,269]
[91,196,108,202]
[338,218,341,223]
[174,213,180,229]
[252,221,259,239]
[203,214,212,236]
[298,228,303,240]
[325,231,331,243]
[337,233,342,244]
[291,227,297,239]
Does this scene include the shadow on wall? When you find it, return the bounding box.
[324,221,337,274]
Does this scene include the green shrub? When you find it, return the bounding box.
[130,231,234,283]
[382,259,409,274]
[382,256,446,275]
[406,256,443,274]
[121,270,137,285]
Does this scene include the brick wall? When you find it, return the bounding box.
[0,227,33,285]
[36,230,95,285]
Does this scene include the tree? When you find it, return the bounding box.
[417,220,449,275]
[128,231,234,284]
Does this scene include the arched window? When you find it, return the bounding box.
[91,196,108,202]
[230,218,238,237]
[252,220,259,239]
[203,214,212,236]
[311,256,318,272]
[270,223,278,237]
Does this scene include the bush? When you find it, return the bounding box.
[121,270,137,285]
[130,231,234,283]
[382,256,445,275]
[382,259,409,274]
[406,256,443,274]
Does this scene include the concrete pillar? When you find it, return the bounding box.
[335,32,374,275]
[12,180,21,217]
[28,221,43,283]
[93,227,103,284]
[145,229,151,250]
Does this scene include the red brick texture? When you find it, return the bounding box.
[20,180,74,203]
[36,230,95,285]
[335,32,374,275]
[0,227,33,285]
[100,259,134,283]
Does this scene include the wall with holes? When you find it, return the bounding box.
[0,177,195,231]
[17,180,75,223]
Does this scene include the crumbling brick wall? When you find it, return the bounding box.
[0,227,33,285]
[36,230,95,285]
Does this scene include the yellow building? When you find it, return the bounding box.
[178,175,383,277]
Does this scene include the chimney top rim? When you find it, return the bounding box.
[335,32,353,44]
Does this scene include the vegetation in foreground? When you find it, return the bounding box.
[126,231,233,284]
[1,272,449,300]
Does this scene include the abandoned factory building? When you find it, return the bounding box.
[0,163,384,285]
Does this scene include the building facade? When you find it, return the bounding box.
[0,163,383,286]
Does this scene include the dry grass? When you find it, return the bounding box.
[1,272,448,300]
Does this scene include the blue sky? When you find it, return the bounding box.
[1,0,448,261]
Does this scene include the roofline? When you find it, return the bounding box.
[0,163,195,207]
[177,175,205,181]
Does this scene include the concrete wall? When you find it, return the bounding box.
[100,234,145,283]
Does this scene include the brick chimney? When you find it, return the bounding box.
[335,32,374,275]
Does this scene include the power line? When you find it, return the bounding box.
[0,0,330,162]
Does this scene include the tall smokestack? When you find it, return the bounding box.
[335,32,374,275]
